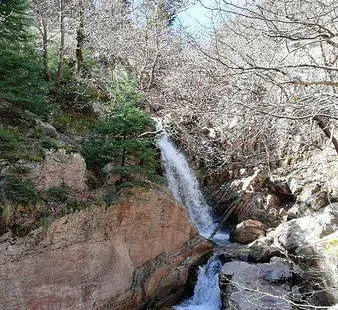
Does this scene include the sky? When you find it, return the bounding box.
[177,0,216,33]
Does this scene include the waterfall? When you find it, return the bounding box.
[174,258,223,310]
[156,129,229,310]
[156,132,216,237]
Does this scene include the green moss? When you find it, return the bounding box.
[56,110,98,135]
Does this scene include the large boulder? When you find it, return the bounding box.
[0,188,211,310]
[220,257,293,310]
[227,168,293,228]
[230,219,265,244]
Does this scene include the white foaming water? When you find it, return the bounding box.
[156,132,216,237]
[156,128,227,310]
[174,258,222,310]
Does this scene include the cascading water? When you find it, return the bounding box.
[156,132,216,237]
[175,258,223,310]
[156,130,228,310]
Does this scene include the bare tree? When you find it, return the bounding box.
[33,0,52,81]
[193,0,338,154]
[54,0,65,95]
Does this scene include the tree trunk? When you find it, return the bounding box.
[54,0,65,95]
[33,1,51,81]
[313,115,338,155]
[76,0,84,74]
[41,16,51,81]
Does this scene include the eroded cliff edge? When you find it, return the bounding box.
[0,188,211,310]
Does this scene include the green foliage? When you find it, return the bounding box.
[83,84,158,184]
[111,78,143,107]
[0,128,21,151]
[0,127,27,161]
[44,186,70,203]
[40,137,59,150]
[0,176,40,205]
[43,185,89,217]
[56,109,98,135]
[0,0,30,43]
[59,199,88,217]
[0,126,46,162]
[83,102,156,170]
[0,0,51,118]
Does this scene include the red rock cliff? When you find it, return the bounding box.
[0,188,211,310]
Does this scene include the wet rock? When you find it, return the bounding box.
[0,188,212,310]
[230,219,265,244]
[248,240,281,263]
[214,243,248,263]
[220,258,292,310]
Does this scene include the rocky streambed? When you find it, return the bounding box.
[213,145,338,310]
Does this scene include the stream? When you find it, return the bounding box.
[157,132,229,310]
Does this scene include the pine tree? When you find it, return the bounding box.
[83,79,158,185]
[0,0,50,117]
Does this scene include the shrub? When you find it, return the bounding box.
[56,109,98,135]
[44,185,70,203]
[111,77,142,107]
[83,103,156,177]
[0,176,40,205]
[82,79,158,185]
[0,128,21,151]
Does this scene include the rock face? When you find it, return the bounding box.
[0,188,211,310]
[230,219,265,244]
[220,258,293,310]
[227,168,294,228]
[285,146,338,218]
[251,204,338,306]
[31,149,87,193]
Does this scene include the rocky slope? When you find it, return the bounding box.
[217,145,338,309]
[0,188,211,310]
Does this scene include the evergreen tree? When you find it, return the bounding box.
[83,80,157,185]
[0,0,50,117]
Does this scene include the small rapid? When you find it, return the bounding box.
[174,258,223,310]
[156,130,228,310]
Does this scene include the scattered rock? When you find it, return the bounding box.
[230,219,265,244]
[263,204,338,305]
